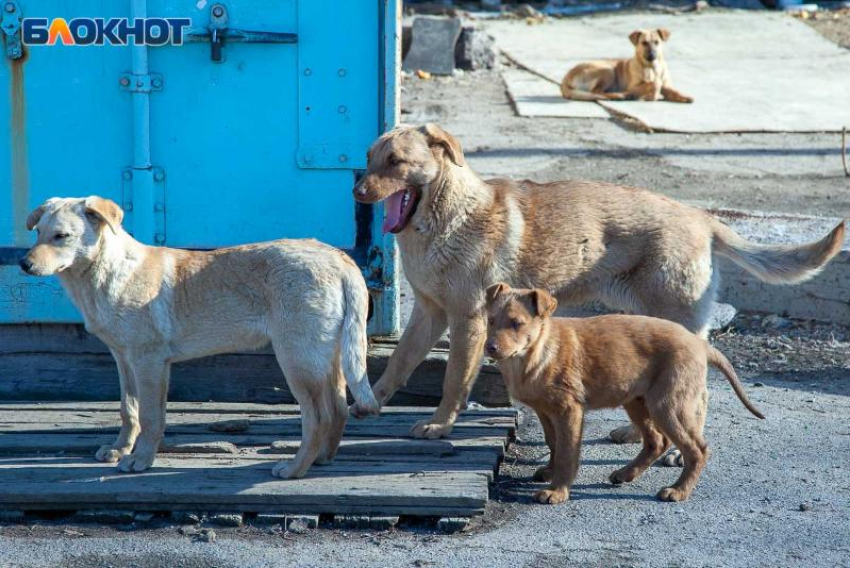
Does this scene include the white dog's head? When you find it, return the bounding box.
[20,196,124,276]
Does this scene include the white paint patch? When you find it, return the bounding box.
[196,0,207,9]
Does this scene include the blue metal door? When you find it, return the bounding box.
[0,0,400,335]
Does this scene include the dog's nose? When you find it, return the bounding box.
[646,51,657,61]
[485,340,499,355]
[353,183,367,198]
[18,257,33,273]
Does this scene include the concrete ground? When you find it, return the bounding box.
[2,11,850,568]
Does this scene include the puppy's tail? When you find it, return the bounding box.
[340,268,381,417]
[706,346,765,419]
[711,217,845,285]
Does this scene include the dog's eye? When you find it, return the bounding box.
[511,320,522,331]
[487,317,494,326]
[389,156,403,167]
[54,233,69,241]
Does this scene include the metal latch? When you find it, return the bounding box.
[185,3,298,64]
[1,1,22,60]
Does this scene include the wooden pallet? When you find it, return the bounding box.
[0,402,516,519]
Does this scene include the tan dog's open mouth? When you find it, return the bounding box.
[382,187,421,234]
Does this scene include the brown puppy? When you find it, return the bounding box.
[351,123,843,443]
[484,283,764,504]
[560,28,693,103]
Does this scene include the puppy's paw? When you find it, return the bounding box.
[271,461,304,480]
[608,424,642,444]
[657,486,690,502]
[660,449,684,467]
[95,445,129,463]
[609,467,638,485]
[349,400,381,420]
[533,465,553,483]
[409,419,453,440]
[117,451,155,473]
[534,488,569,505]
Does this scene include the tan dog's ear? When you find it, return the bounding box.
[531,289,557,318]
[84,196,124,235]
[420,123,465,167]
[629,30,642,46]
[657,28,671,42]
[485,282,510,305]
[26,198,61,231]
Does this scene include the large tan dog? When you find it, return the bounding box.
[20,196,379,477]
[484,284,764,504]
[560,28,693,103]
[351,123,843,442]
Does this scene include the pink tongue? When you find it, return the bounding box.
[382,191,406,234]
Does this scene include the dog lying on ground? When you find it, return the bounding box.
[560,28,693,103]
[20,196,379,477]
[484,283,764,504]
[351,123,843,445]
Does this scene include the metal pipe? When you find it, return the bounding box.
[130,0,155,244]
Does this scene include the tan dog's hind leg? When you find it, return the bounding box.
[410,314,487,439]
[357,295,447,414]
[96,353,140,463]
[609,400,671,485]
[117,356,169,473]
[315,365,349,465]
[533,412,557,482]
[661,85,694,104]
[535,405,583,505]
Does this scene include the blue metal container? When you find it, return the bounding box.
[0,0,401,335]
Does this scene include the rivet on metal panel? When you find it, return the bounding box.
[338,105,347,114]
[4,3,15,13]
[339,154,348,163]
[303,68,312,76]
[119,77,130,87]
[122,171,133,180]
[304,154,314,163]
[136,80,144,88]
[154,233,165,244]
[151,76,163,89]
[124,202,134,212]
[338,68,347,77]
[212,5,224,17]
[153,170,165,182]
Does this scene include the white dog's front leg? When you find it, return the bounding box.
[117,356,169,473]
[96,353,140,463]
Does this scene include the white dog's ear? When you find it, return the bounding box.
[485,282,509,305]
[84,196,124,235]
[629,30,642,46]
[657,28,671,42]
[26,198,61,231]
[531,289,558,318]
[420,123,465,167]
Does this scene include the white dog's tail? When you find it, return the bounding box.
[340,269,380,416]
[712,218,845,285]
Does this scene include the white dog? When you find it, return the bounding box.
[21,196,379,478]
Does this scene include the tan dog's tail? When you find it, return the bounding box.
[560,79,612,101]
[711,218,845,285]
[340,269,380,415]
[706,346,765,419]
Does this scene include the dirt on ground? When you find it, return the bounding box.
[804,8,850,49]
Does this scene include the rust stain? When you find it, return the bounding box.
[8,45,29,246]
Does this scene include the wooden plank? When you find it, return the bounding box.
[0,457,489,516]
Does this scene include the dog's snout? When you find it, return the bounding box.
[646,51,657,61]
[485,340,499,355]
[353,180,367,198]
[19,256,33,274]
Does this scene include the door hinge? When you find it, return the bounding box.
[121,167,167,245]
[1,1,22,60]
[119,73,164,93]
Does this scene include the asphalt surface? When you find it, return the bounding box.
[2,13,850,567]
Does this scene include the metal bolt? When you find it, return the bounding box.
[339,154,348,163]
[338,68,346,77]
[212,5,224,17]
[154,170,165,182]
[303,68,312,76]
[122,171,133,180]
[120,77,130,87]
[136,80,143,88]
[4,3,15,13]
[338,105,347,114]
[123,202,133,212]
[154,233,165,244]
[151,77,162,88]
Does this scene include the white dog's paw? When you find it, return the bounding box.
[95,445,129,463]
[348,400,381,420]
[660,449,684,467]
[609,424,642,444]
[117,451,155,473]
[271,461,304,480]
[409,419,453,440]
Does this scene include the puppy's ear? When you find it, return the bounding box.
[531,289,557,318]
[26,198,60,231]
[629,30,642,46]
[485,282,509,305]
[657,28,671,42]
[420,123,465,167]
[84,196,124,235]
